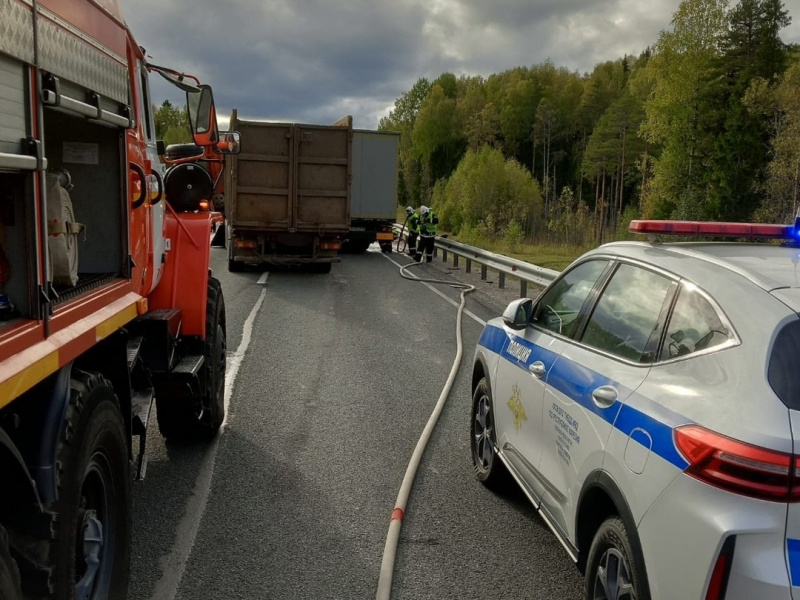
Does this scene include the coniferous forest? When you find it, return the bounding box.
[378,0,799,247]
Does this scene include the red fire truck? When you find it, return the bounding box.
[0,1,239,597]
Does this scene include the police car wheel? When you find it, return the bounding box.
[470,377,509,489]
[585,516,648,600]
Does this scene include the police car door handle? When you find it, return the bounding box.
[529,361,546,379]
[591,386,618,408]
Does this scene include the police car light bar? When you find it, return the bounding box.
[628,220,796,240]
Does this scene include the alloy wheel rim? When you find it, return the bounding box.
[593,547,635,600]
[473,394,494,471]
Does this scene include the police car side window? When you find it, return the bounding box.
[531,260,608,338]
[581,264,672,363]
[660,283,730,361]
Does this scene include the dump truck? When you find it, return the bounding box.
[344,130,400,254]
[225,111,352,273]
[0,1,239,597]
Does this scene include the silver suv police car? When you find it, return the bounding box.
[470,220,800,600]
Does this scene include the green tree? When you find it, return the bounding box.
[748,59,800,221]
[704,0,791,220]
[641,0,729,219]
[380,78,433,207]
[153,100,191,146]
[411,84,466,192]
[433,146,542,239]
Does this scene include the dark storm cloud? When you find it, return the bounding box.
[124,0,431,127]
[122,0,800,129]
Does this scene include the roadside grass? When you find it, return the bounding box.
[450,237,585,272]
[393,207,586,272]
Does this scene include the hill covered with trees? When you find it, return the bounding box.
[379,0,799,247]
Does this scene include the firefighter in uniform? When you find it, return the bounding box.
[405,206,421,257]
[416,205,438,262]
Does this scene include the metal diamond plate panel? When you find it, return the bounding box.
[0,0,35,64]
[38,14,128,104]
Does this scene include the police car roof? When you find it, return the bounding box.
[584,240,800,294]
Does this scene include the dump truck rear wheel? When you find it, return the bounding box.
[211,223,225,248]
[227,258,244,272]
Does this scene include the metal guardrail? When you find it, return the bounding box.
[394,223,560,297]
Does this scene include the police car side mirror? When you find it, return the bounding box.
[503,298,533,330]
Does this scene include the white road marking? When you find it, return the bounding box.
[257,272,269,285]
[147,286,267,600]
[381,253,486,327]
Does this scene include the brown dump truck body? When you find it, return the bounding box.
[225,111,352,271]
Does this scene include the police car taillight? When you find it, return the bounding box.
[675,425,800,502]
[629,220,794,240]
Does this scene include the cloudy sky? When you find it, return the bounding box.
[122,0,800,131]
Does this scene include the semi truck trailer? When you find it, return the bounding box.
[344,130,400,253]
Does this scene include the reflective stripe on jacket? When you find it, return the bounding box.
[419,211,438,236]
[407,213,421,233]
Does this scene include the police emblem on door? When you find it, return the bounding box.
[507,383,527,433]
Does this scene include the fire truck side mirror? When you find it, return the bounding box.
[186,84,219,148]
[215,132,241,155]
[156,140,166,156]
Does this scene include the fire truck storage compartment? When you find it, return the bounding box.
[43,107,123,301]
[0,53,33,323]
[0,173,33,322]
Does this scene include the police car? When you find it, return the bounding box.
[470,219,800,600]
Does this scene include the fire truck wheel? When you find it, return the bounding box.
[157,277,226,441]
[201,276,227,436]
[27,371,131,599]
[0,525,21,600]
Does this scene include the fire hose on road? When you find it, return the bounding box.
[375,248,476,600]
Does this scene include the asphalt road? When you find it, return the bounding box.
[129,245,583,600]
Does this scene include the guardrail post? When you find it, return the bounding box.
[442,248,447,262]
[453,254,459,268]
[520,280,527,298]
[499,272,505,289]
[466,259,472,274]
[481,264,487,280]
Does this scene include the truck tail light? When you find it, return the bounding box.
[320,241,341,250]
[234,239,257,249]
[675,425,800,502]
[705,537,735,600]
